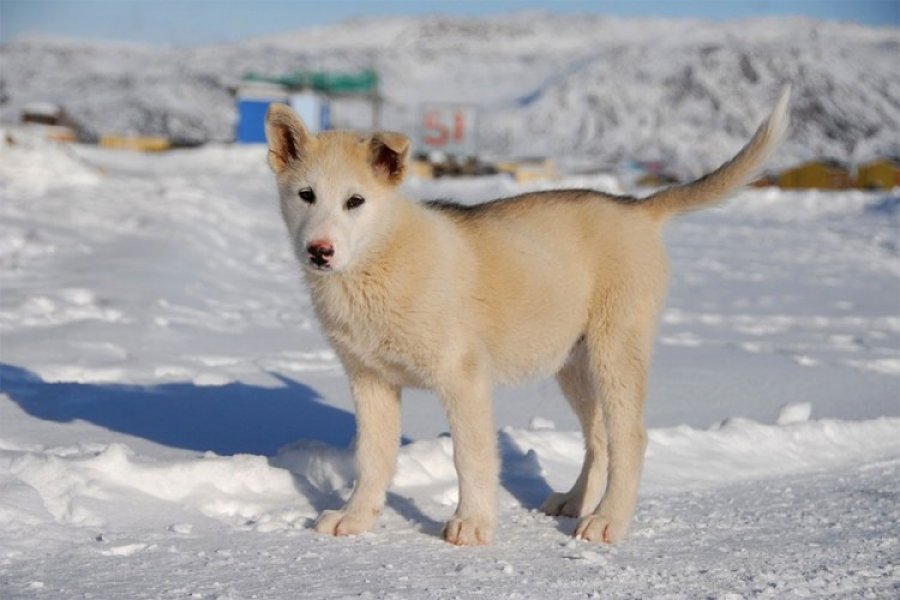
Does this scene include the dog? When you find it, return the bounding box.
[264,86,790,546]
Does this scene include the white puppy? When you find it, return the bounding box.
[265,86,790,545]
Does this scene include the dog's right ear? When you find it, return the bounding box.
[265,104,310,174]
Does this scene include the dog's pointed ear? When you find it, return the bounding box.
[369,132,410,185]
[265,104,310,174]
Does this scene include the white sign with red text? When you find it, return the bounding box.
[416,104,477,157]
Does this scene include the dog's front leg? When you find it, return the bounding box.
[314,370,401,537]
[440,374,499,545]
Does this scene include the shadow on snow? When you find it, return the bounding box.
[0,362,355,456]
[1,362,558,535]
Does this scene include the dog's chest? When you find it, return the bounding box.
[311,280,429,387]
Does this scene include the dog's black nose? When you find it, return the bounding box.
[307,241,334,267]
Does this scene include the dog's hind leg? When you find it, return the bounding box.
[541,341,608,518]
[574,322,653,544]
[314,369,401,537]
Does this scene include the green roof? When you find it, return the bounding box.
[242,70,378,95]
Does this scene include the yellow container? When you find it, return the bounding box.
[99,135,171,152]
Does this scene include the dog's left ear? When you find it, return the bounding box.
[369,132,410,185]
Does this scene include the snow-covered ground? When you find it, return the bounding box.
[1,136,898,598]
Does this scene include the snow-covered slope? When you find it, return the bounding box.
[1,134,898,597]
[2,14,898,173]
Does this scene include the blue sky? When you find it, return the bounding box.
[1,1,898,45]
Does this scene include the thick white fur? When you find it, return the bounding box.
[265,86,790,546]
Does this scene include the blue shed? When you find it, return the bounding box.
[236,85,288,144]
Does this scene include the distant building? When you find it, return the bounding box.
[234,70,380,144]
[20,102,78,142]
[857,158,900,190]
[99,135,170,152]
[750,171,779,187]
[778,160,852,190]
[494,158,557,184]
[235,84,289,144]
[289,92,330,134]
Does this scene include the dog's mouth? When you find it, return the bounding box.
[304,250,335,272]
[306,261,334,272]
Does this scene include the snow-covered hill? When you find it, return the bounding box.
[2,13,898,174]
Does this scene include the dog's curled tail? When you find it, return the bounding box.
[643,84,791,220]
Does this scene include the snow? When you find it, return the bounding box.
[776,402,812,425]
[1,134,899,597]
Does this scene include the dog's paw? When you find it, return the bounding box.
[573,514,629,544]
[442,514,495,546]
[313,509,377,537]
[540,490,593,518]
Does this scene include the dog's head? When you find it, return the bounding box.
[265,104,410,274]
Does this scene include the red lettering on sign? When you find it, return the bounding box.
[423,112,449,147]
[453,111,464,142]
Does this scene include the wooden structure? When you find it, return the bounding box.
[494,158,558,184]
[22,102,67,126]
[409,159,435,180]
[778,160,852,190]
[99,135,171,152]
[20,102,78,143]
[857,158,900,190]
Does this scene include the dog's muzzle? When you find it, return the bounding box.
[307,241,335,270]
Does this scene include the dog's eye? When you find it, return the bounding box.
[345,195,365,210]
[298,188,316,204]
